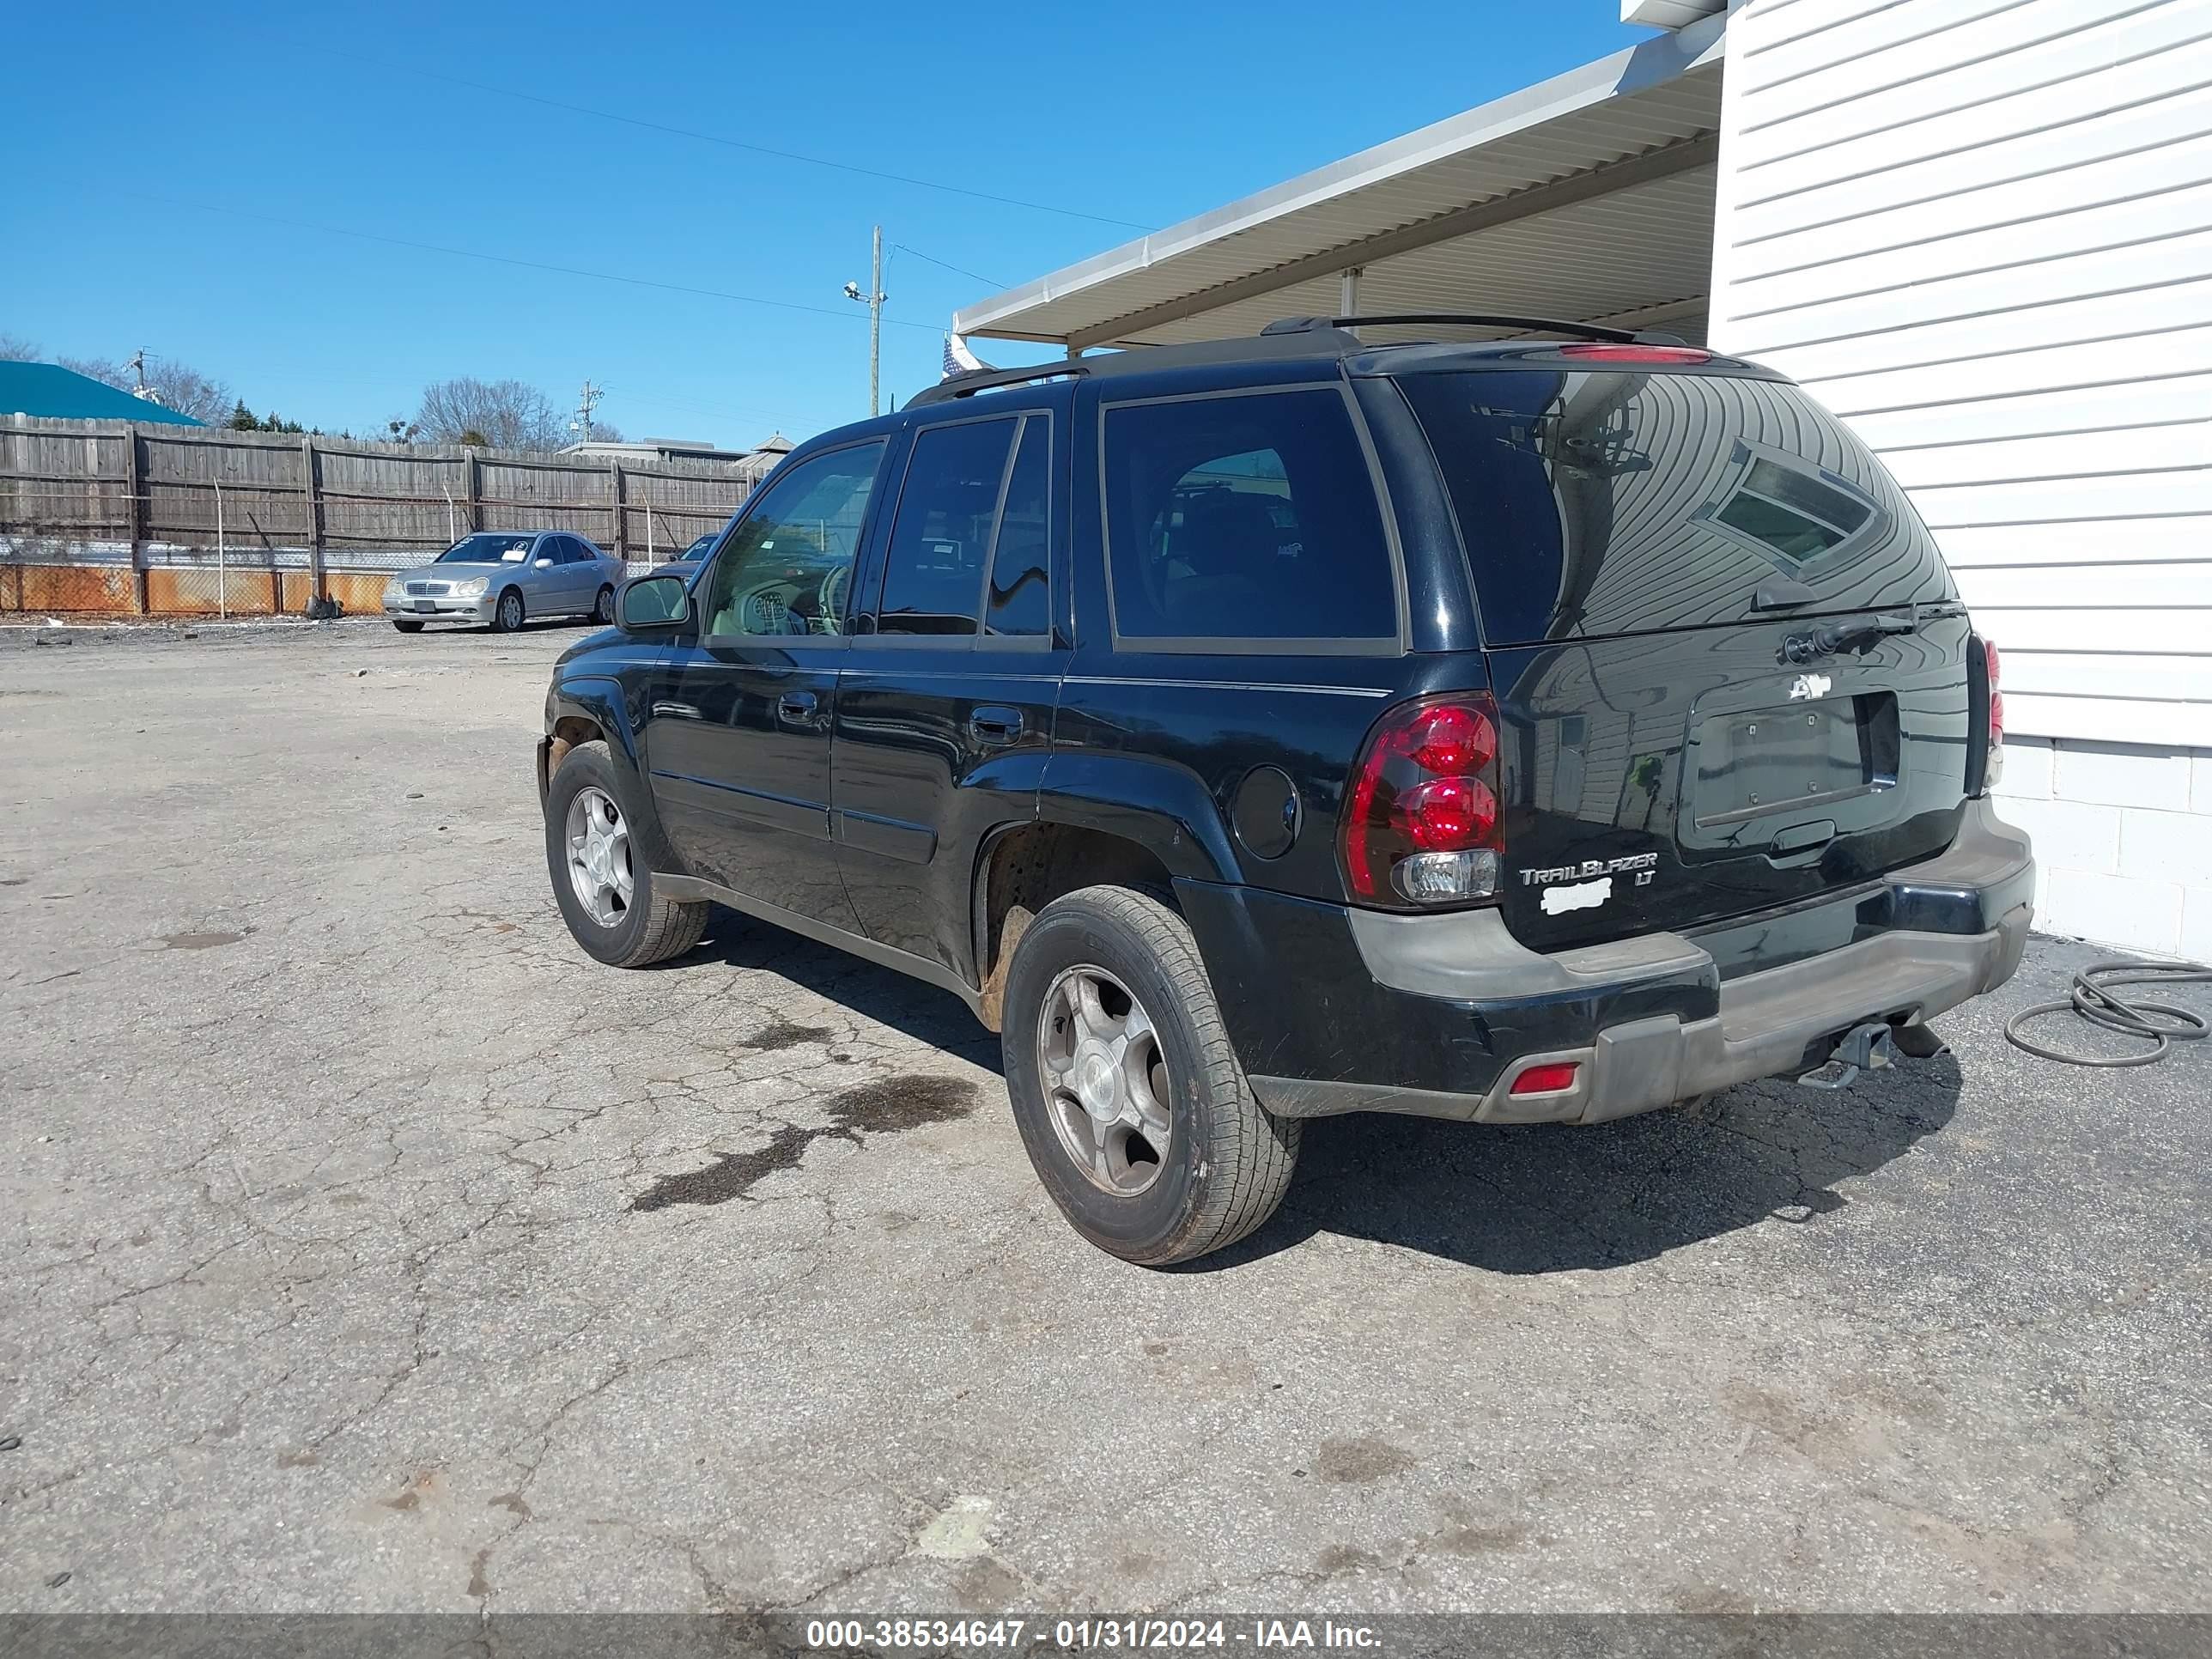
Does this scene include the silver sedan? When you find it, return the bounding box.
[382,531,628,633]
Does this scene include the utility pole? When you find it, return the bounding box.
[573,380,604,446]
[844,226,888,417]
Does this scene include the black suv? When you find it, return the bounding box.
[538,316,2034,1266]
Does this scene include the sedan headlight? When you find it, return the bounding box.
[452,577,490,599]
[382,579,404,600]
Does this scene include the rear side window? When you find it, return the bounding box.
[1396,369,1955,645]
[1101,388,1397,644]
[877,411,1054,641]
[879,418,1016,635]
[987,416,1051,637]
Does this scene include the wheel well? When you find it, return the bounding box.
[546,714,604,775]
[973,823,1178,1030]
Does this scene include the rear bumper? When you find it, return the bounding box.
[1180,797,2033,1126]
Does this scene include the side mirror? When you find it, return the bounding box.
[534,556,554,568]
[617,573,690,631]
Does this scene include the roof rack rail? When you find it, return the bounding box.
[1261,313,1642,343]
[908,362,1089,408]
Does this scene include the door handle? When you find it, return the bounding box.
[969,706,1024,744]
[777,691,819,726]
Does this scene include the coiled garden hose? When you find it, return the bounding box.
[2003,959,2212,1066]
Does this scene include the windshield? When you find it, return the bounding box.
[679,534,716,562]
[1396,369,1954,644]
[438,534,535,565]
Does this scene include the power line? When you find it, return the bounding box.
[891,243,1008,292]
[325,52,1155,234]
[126,192,948,333]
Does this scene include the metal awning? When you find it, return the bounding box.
[952,15,1726,352]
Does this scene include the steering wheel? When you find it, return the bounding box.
[816,562,850,633]
[742,588,790,634]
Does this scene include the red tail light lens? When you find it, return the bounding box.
[1344,693,1505,907]
[1556,343,1712,365]
[1978,634,2004,788]
[1398,775,1499,849]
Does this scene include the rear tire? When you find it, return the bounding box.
[392,619,425,634]
[1001,884,1299,1266]
[544,740,708,968]
[593,584,616,625]
[491,587,525,633]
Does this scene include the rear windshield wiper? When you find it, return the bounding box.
[1781,611,1919,664]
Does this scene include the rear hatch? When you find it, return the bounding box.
[1395,357,1972,953]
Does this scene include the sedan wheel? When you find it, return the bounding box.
[493,589,525,632]
[564,786,633,927]
[594,585,615,625]
[1037,963,1172,1196]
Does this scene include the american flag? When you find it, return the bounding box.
[941,332,992,380]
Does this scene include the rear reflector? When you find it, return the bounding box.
[1557,343,1712,365]
[1510,1062,1581,1097]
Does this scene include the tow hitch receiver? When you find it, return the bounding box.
[1798,1020,1899,1091]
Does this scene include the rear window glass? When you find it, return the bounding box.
[1396,370,1954,645]
[1102,388,1397,642]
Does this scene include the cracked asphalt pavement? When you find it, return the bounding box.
[3,620,2207,1614]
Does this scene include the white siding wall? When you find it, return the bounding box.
[1710,0,2212,954]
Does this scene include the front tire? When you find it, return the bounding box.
[544,740,709,967]
[392,619,425,633]
[1001,885,1299,1266]
[491,587,525,633]
[593,584,615,625]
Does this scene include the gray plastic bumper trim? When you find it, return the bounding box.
[1255,799,2035,1126]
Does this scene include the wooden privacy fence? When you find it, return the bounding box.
[0,416,779,615]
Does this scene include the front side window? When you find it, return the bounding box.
[701,443,884,637]
[1101,388,1396,643]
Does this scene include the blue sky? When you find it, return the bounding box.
[6,2,1654,448]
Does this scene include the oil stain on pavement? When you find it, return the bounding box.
[156,930,246,951]
[629,1073,977,1212]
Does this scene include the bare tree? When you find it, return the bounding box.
[414,378,568,450]
[0,333,40,362]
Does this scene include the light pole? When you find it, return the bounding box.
[844,225,888,417]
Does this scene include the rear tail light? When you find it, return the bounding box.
[1557,343,1712,366]
[1343,693,1504,908]
[1972,632,2004,791]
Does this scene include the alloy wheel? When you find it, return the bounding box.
[1036,964,1172,1195]
[565,786,633,927]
